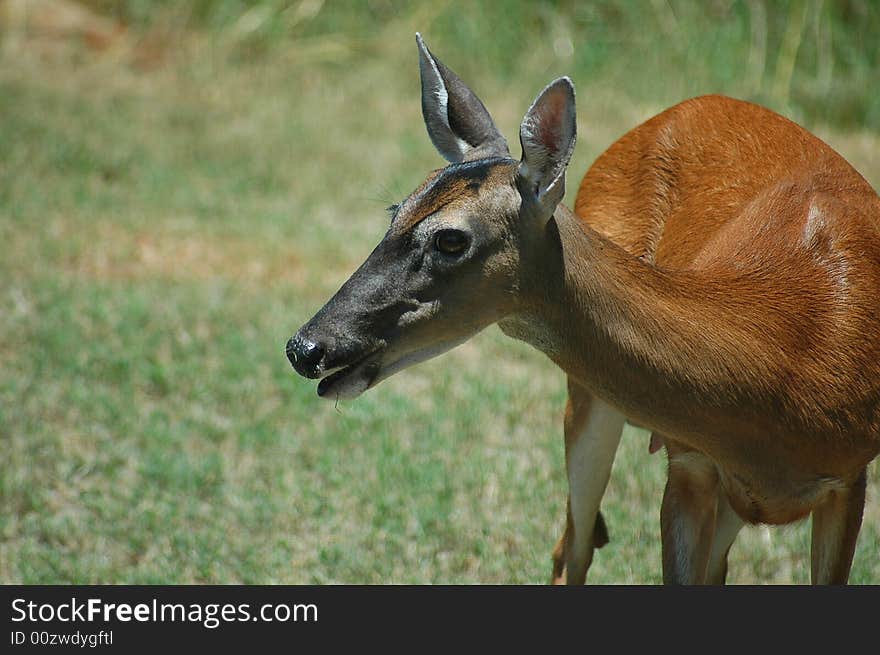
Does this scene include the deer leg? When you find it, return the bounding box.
[810,468,867,584]
[705,490,744,584]
[552,381,624,585]
[551,501,610,584]
[661,445,720,584]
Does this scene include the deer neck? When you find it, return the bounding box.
[500,203,772,431]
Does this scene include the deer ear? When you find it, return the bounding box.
[517,77,577,218]
[417,33,509,163]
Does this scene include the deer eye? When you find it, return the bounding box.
[433,229,469,256]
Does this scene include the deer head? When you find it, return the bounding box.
[287,34,577,400]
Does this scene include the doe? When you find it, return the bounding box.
[287,35,880,584]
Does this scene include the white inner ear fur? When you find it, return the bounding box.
[424,56,471,157]
[518,79,576,205]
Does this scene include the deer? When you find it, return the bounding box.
[286,34,880,584]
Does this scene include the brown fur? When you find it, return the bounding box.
[293,73,880,584]
[392,157,514,234]
[536,95,880,582]
[565,95,880,485]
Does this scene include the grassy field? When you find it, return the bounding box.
[1,0,879,584]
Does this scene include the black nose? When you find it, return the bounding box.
[286,335,325,378]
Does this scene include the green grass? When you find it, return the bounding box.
[1,1,879,584]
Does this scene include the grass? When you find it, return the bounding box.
[1,1,879,584]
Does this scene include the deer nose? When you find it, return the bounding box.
[286,335,325,378]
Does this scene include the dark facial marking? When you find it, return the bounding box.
[391,157,515,233]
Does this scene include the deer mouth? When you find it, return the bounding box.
[316,348,383,400]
